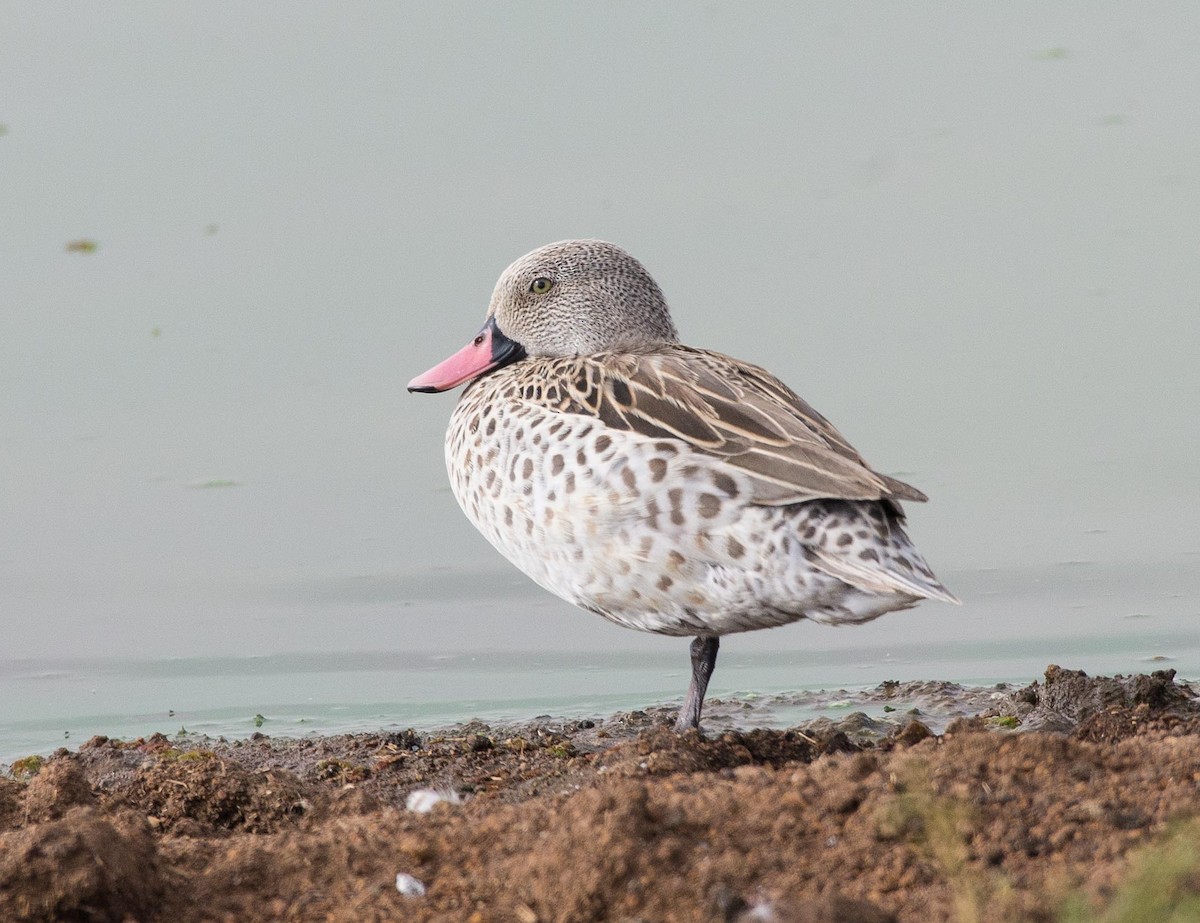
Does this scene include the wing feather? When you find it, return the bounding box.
[535,346,928,507]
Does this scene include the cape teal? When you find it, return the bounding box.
[409,239,958,731]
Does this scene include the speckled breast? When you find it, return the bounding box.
[441,365,905,637]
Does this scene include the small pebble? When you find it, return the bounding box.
[396,872,426,897]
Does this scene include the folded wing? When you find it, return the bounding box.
[541,345,928,508]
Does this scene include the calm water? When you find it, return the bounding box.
[2,5,1198,763]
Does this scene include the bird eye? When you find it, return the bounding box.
[529,277,553,295]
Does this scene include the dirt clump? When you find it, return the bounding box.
[18,755,95,823]
[1002,665,1200,740]
[0,806,164,923]
[0,776,25,827]
[3,667,1200,922]
[595,726,825,777]
[128,749,313,834]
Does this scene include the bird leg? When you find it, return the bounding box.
[674,635,720,732]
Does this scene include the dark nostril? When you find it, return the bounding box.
[473,335,485,346]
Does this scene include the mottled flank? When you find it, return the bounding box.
[413,239,958,728]
[449,383,955,637]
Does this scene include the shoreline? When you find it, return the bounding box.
[3,665,1199,922]
[0,674,1038,769]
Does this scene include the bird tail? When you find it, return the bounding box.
[808,545,960,604]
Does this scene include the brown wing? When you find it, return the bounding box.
[534,345,927,507]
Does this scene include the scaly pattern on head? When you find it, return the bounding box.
[487,239,680,357]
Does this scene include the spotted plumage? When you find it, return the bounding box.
[410,239,958,731]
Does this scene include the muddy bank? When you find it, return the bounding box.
[3,666,1200,922]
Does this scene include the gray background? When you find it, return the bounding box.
[2,4,1197,752]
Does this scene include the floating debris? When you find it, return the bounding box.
[188,479,240,489]
[1031,47,1070,61]
[65,239,98,254]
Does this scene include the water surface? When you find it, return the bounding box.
[2,5,1198,761]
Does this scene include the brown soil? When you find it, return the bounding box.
[4,666,1200,922]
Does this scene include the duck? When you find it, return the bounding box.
[408,239,958,732]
